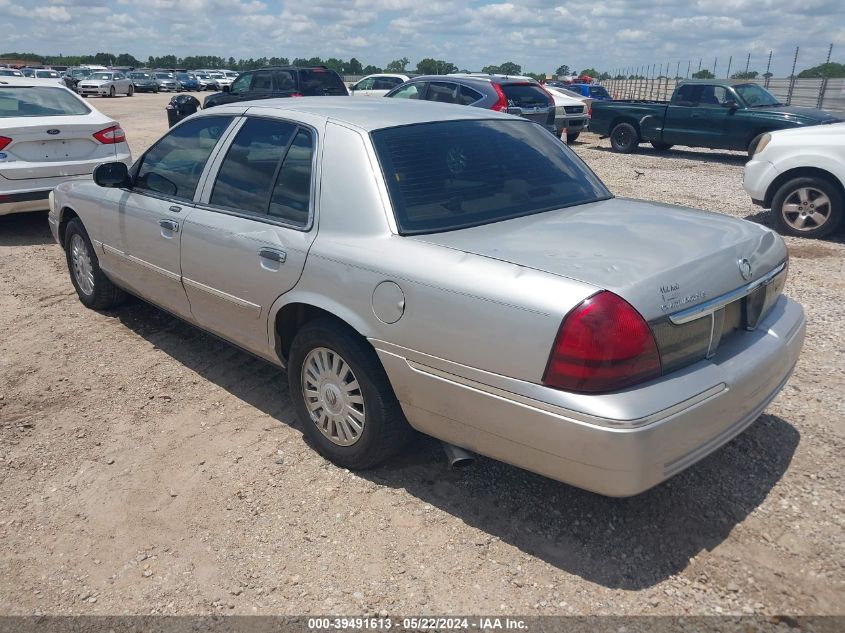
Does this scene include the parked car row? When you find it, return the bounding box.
[5,68,841,499]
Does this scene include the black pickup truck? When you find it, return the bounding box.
[590,80,842,155]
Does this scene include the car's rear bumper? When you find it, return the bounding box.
[0,190,51,216]
[373,295,805,497]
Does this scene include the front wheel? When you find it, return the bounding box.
[127,84,134,97]
[610,122,639,153]
[64,218,125,309]
[566,132,580,144]
[108,86,115,98]
[770,177,842,239]
[287,318,414,469]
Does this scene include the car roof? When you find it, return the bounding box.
[206,96,516,132]
[0,76,73,88]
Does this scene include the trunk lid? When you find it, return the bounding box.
[410,197,787,321]
[1,115,119,179]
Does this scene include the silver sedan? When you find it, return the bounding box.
[48,98,805,496]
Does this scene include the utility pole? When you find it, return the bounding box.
[764,50,772,88]
[744,52,750,75]
[726,55,732,78]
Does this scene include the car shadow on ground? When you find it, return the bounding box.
[111,300,799,591]
[0,212,55,247]
[587,145,749,167]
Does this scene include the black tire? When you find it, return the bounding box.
[108,86,115,98]
[127,84,134,97]
[64,218,125,310]
[287,317,414,470]
[651,141,673,151]
[770,176,843,239]
[610,122,639,153]
[566,132,580,144]
[747,133,767,158]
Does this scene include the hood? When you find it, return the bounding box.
[752,104,842,124]
[410,197,787,321]
[80,79,108,86]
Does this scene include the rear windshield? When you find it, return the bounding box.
[130,73,151,79]
[500,84,551,108]
[589,86,610,98]
[298,69,347,95]
[36,71,60,78]
[372,119,611,234]
[0,87,90,117]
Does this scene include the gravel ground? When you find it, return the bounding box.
[0,93,843,617]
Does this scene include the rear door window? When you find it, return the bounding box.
[251,72,274,92]
[274,71,296,91]
[588,86,610,99]
[672,84,703,106]
[269,129,314,226]
[135,116,234,200]
[500,84,551,108]
[426,82,460,104]
[230,73,251,93]
[210,118,297,215]
[298,69,347,95]
[458,85,483,105]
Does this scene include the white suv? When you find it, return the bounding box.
[744,123,845,239]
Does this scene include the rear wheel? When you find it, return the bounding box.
[127,84,134,97]
[651,141,673,151]
[287,317,414,469]
[770,176,842,239]
[566,132,580,144]
[610,122,639,153]
[64,218,125,310]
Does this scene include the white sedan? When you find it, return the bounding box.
[76,71,134,98]
[744,123,844,239]
[0,77,131,216]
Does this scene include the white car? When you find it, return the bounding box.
[545,85,591,143]
[0,77,131,216]
[349,74,410,97]
[77,71,134,98]
[744,123,845,239]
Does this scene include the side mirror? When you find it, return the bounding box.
[93,162,131,188]
[222,84,230,93]
[723,99,738,110]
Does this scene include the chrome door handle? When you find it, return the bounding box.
[159,219,179,232]
[169,205,182,213]
[258,248,286,263]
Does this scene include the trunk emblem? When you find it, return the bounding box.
[47,129,60,135]
[738,258,753,280]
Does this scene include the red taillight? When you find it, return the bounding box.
[0,136,11,151]
[491,83,508,111]
[543,291,661,393]
[588,105,592,117]
[92,125,126,145]
[290,92,303,98]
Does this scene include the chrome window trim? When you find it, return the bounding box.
[668,260,787,325]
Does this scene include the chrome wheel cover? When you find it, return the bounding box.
[301,347,365,446]
[70,234,95,296]
[781,186,832,232]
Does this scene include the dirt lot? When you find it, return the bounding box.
[1,92,843,617]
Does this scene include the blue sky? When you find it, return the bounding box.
[1,0,843,75]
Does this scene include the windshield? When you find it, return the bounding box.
[734,83,781,107]
[36,71,59,78]
[89,73,112,80]
[372,119,611,235]
[130,72,151,79]
[176,73,191,80]
[0,86,91,117]
[209,72,224,78]
[589,86,610,98]
[70,69,91,78]
[155,73,172,79]
[0,69,23,76]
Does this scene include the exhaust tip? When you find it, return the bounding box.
[442,442,475,469]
